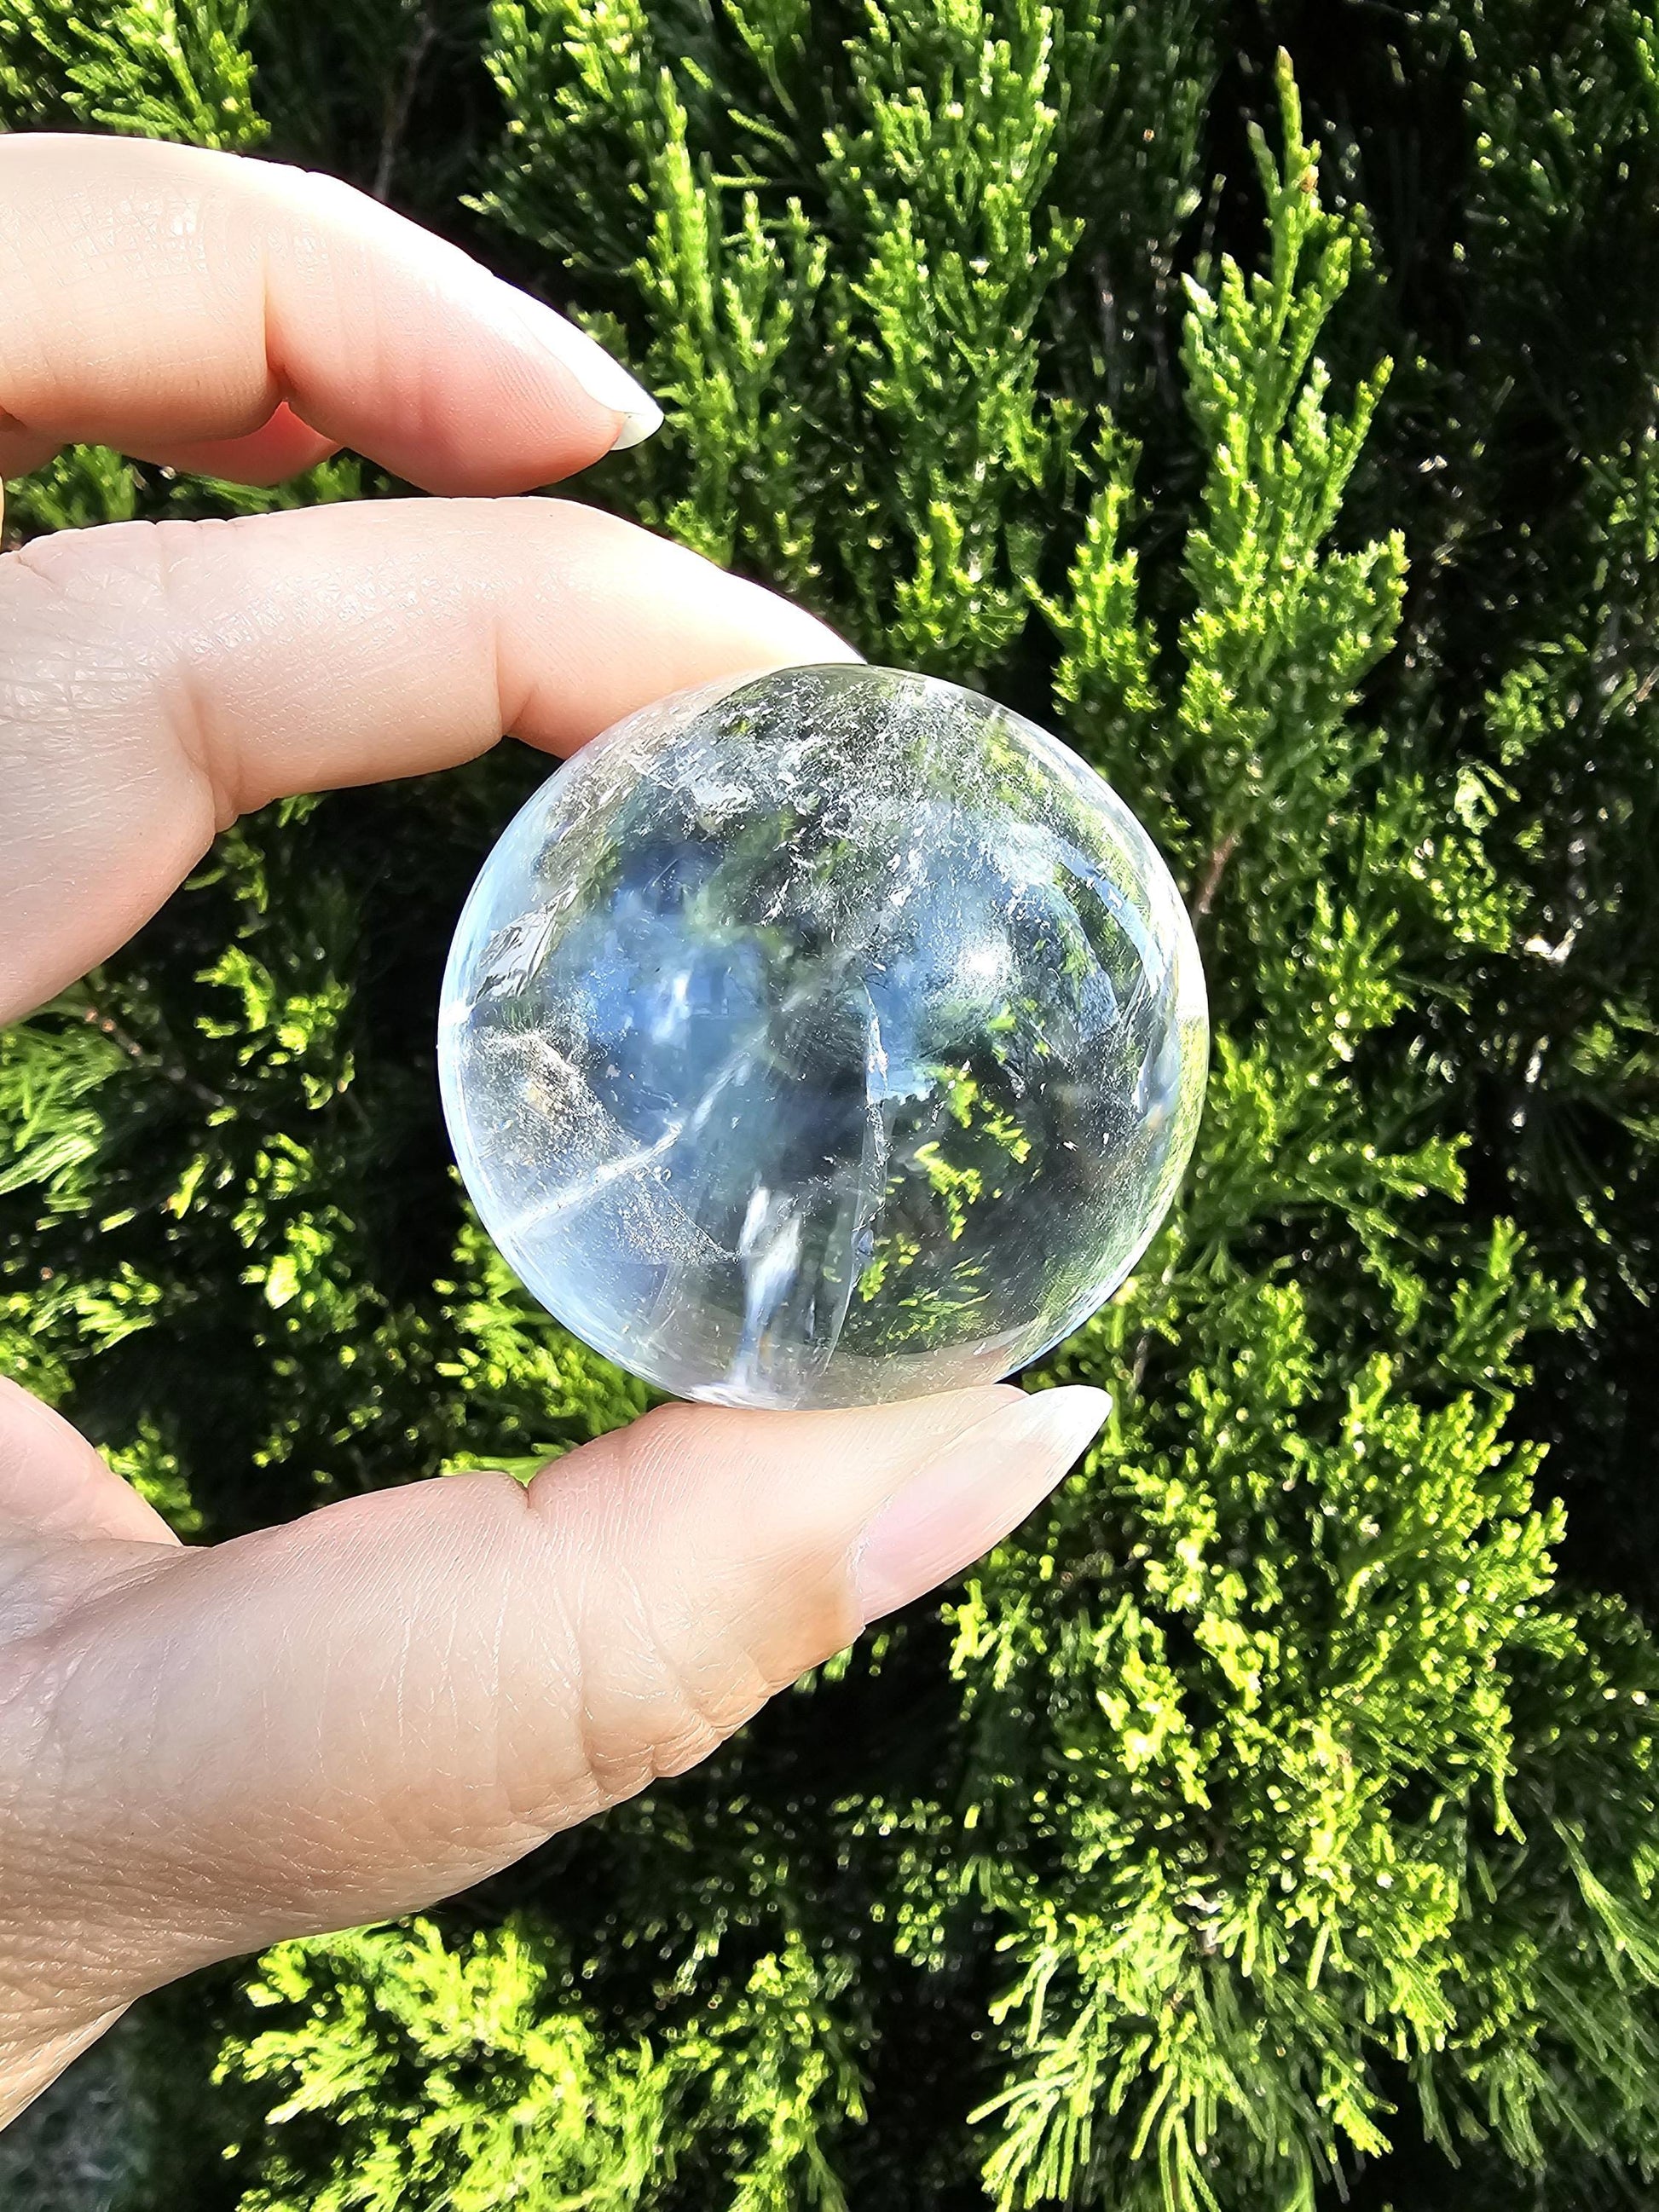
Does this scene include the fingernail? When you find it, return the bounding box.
[853,1386,1110,1624]
[497,284,663,452]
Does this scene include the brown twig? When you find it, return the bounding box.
[373,3,441,205]
[1191,829,1240,921]
[1129,1329,1153,1395]
[84,1004,224,1113]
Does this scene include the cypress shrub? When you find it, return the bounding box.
[3,3,1659,2205]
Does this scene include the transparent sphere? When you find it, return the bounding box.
[438,665,1208,1410]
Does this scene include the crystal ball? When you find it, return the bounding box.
[438,664,1208,1411]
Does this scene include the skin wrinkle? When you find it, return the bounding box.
[535,1454,713,1813]
[432,1482,542,1838]
[264,170,356,418]
[490,584,541,742]
[394,1572,431,1834]
[640,1512,799,1737]
[171,1756,348,1941]
[153,520,244,831]
[60,178,256,439]
[552,1510,629,1822]
[528,1533,613,1832]
[49,1553,266,1909]
[1,538,217,943]
[548,1423,827,1792]
[473,1543,518,1843]
[291,1480,556,1863]
[309,1562,350,1859]
[598,1563,729,1787]
[251,199,295,426]
[49,1585,171,1854]
[503,1513,610,1832]
[419,1574,477,1851]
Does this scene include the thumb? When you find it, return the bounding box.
[10,1383,1107,2028]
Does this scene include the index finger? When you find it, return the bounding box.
[0,498,854,1024]
[0,133,660,493]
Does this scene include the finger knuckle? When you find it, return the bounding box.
[546,1416,777,1807]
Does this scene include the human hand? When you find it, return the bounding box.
[0,134,1110,2124]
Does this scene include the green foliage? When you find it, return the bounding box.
[818,0,1081,667]
[477,0,1198,664]
[0,0,264,143]
[5,3,1659,2210]
[1171,68,1403,891]
[218,1922,672,2210]
[214,1920,866,2210]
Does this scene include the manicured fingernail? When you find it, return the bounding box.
[497,284,663,452]
[853,1386,1110,1624]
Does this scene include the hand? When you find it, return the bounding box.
[0,134,1110,2125]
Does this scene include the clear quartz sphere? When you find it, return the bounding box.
[438,664,1208,1411]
